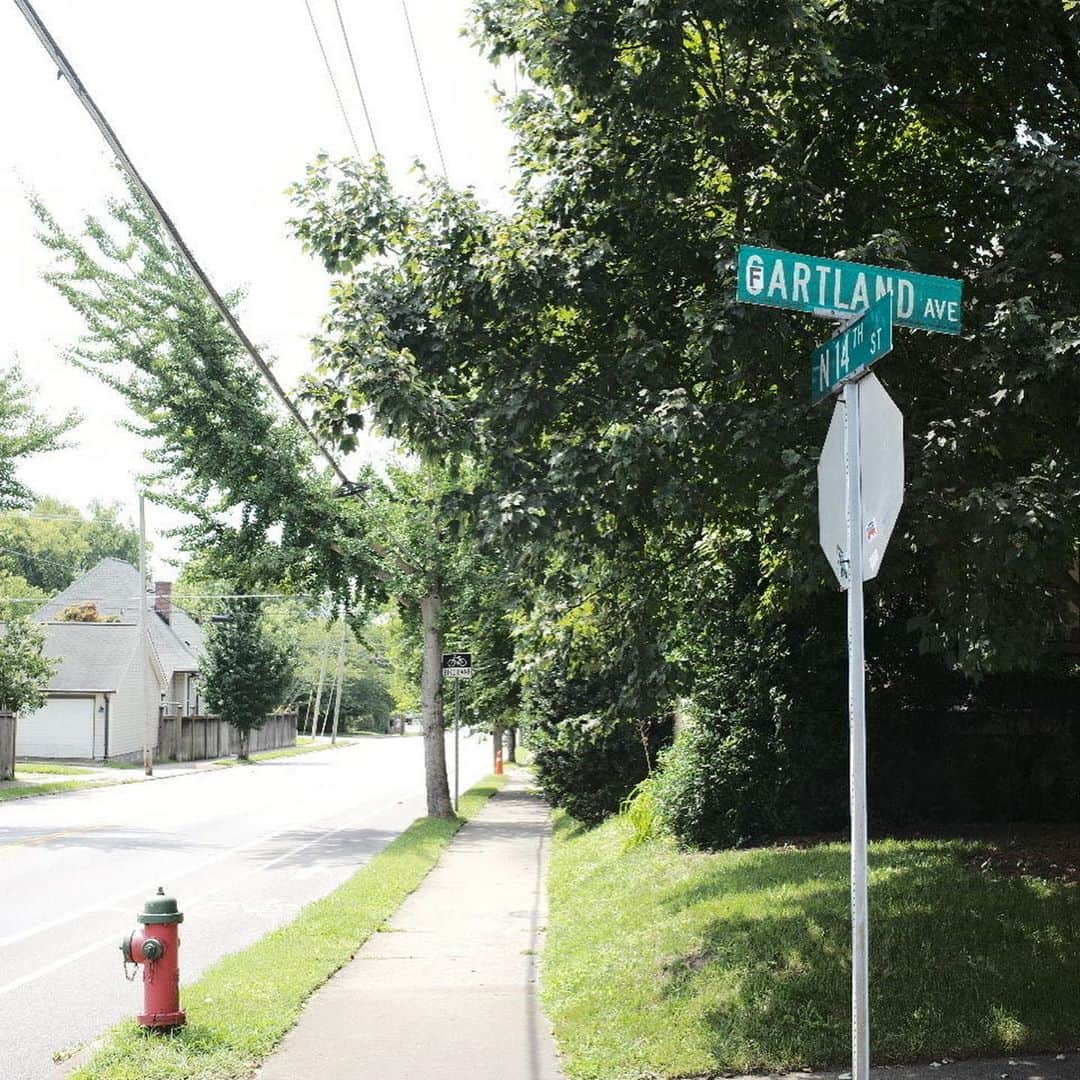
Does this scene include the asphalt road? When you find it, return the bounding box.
[0,733,492,1080]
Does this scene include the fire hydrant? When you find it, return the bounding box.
[120,887,186,1030]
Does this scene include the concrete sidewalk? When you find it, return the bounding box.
[257,768,565,1080]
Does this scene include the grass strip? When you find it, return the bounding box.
[211,739,355,766]
[543,812,1080,1079]
[15,762,96,775]
[0,779,103,801]
[70,774,507,1080]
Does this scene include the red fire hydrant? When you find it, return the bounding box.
[120,887,186,1030]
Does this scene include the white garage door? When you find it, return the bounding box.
[16,697,95,759]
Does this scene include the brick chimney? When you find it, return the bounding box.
[154,581,172,624]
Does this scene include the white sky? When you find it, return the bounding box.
[0,0,517,578]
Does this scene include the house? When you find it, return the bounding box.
[15,558,205,761]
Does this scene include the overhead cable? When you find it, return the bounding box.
[12,0,354,490]
[331,0,380,155]
[400,0,448,178]
[301,0,362,156]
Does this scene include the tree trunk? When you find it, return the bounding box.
[237,727,250,761]
[493,723,505,774]
[419,589,454,818]
[506,725,517,765]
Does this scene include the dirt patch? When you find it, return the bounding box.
[960,825,1080,886]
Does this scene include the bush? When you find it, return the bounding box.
[652,719,782,849]
[529,714,667,827]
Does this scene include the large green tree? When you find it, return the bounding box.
[289,0,1079,836]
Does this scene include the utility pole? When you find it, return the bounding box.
[453,679,460,812]
[311,622,332,738]
[138,494,153,776]
[330,617,347,745]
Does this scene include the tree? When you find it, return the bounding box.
[33,188,383,607]
[35,184,475,818]
[0,498,139,594]
[0,617,53,778]
[364,461,482,817]
[200,599,297,760]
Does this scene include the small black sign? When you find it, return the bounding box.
[441,652,473,679]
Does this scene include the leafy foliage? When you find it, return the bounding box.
[288,0,1080,841]
[0,366,76,515]
[0,570,47,623]
[57,602,118,623]
[0,617,52,716]
[0,498,140,594]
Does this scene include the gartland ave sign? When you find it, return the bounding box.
[737,244,963,335]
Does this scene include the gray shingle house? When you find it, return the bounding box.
[16,558,205,761]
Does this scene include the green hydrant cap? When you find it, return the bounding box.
[138,886,184,924]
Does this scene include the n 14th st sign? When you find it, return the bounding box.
[737,245,962,335]
[811,295,893,404]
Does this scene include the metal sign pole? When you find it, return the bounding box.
[454,679,461,813]
[844,378,870,1079]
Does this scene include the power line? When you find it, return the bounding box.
[331,0,380,155]
[400,0,448,178]
[0,543,76,573]
[301,0,361,156]
[12,0,354,491]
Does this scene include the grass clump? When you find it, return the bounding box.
[70,775,506,1080]
[543,813,1080,1078]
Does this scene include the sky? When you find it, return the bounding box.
[0,0,518,578]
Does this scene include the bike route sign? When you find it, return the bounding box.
[442,652,473,679]
[737,244,962,335]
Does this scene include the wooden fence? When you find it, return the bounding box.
[0,711,14,780]
[158,713,297,762]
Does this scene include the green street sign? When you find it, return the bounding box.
[737,244,963,335]
[811,295,894,404]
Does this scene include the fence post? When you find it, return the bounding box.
[0,711,15,781]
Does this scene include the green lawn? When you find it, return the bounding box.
[69,775,506,1080]
[543,813,1080,1079]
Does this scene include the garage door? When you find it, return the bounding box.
[16,697,95,759]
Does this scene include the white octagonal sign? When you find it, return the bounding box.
[817,372,904,589]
